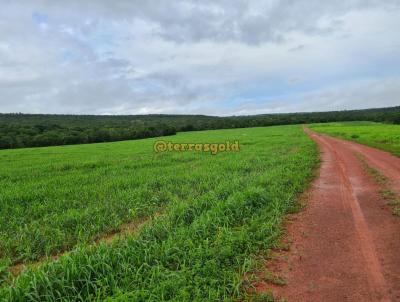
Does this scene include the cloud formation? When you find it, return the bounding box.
[0,0,399,115]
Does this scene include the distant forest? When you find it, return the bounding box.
[0,106,399,149]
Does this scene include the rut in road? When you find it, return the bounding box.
[256,129,400,302]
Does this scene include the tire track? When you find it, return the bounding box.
[256,128,400,301]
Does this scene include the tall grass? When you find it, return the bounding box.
[0,125,318,301]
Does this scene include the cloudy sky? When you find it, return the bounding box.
[1,0,400,116]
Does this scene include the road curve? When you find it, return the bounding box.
[257,129,400,301]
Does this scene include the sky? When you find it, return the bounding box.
[0,0,400,116]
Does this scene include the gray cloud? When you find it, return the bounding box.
[0,1,399,115]
[26,0,400,44]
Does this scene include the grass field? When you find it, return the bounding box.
[0,125,318,301]
[309,122,400,156]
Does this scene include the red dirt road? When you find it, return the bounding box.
[256,129,400,301]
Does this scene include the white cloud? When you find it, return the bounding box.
[0,0,399,115]
[227,77,400,116]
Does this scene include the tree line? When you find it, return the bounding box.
[0,106,399,149]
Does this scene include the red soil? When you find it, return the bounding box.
[256,129,400,301]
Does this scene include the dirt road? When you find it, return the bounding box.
[256,129,400,301]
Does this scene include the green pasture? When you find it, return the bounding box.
[309,121,400,156]
[0,125,318,301]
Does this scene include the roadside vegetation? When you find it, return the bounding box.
[0,125,318,301]
[310,121,400,156]
[357,154,400,217]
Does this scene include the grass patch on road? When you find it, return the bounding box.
[356,154,400,217]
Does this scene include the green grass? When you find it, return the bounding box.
[0,125,318,301]
[309,121,400,156]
